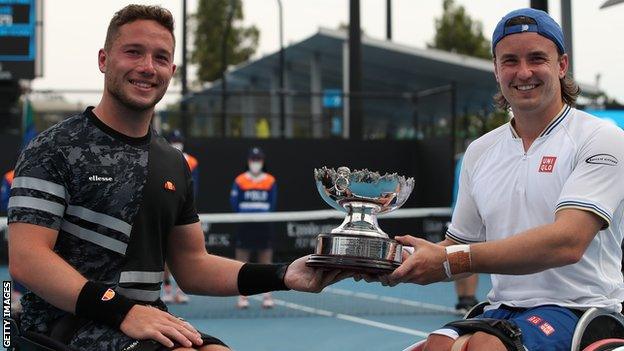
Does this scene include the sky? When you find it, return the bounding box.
[30,0,624,108]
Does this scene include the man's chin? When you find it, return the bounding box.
[120,96,161,112]
[109,88,163,112]
[511,100,542,113]
[131,101,157,111]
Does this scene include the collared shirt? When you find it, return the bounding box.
[448,105,624,312]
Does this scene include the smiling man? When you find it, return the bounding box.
[390,8,624,351]
[7,5,347,351]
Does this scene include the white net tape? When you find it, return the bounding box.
[0,207,451,232]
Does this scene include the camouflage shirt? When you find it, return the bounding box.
[8,107,198,333]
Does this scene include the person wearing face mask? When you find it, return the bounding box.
[157,129,198,305]
[230,147,278,309]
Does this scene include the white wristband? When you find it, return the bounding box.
[443,244,471,279]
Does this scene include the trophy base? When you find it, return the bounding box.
[306,233,402,274]
[306,255,399,274]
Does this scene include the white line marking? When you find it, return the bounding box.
[324,287,459,314]
[250,296,430,337]
[336,314,429,337]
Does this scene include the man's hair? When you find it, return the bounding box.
[493,15,579,110]
[104,4,175,51]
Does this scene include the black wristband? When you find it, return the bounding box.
[75,281,136,328]
[237,263,290,296]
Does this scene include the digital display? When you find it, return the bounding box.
[0,4,29,24]
[0,0,37,79]
[0,36,29,55]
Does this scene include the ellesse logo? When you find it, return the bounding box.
[121,341,140,351]
[101,288,116,301]
[164,181,176,191]
[89,174,114,182]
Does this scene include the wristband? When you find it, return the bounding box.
[75,281,136,328]
[443,245,472,279]
[237,263,290,296]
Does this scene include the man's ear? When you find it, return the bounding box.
[493,58,500,83]
[98,49,107,73]
[558,53,569,79]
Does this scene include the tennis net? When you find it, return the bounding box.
[1,207,459,319]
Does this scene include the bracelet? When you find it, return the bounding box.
[75,281,136,328]
[237,263,290,296]
[443,245,472,279]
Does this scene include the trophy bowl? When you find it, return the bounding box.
[306,167,414,273]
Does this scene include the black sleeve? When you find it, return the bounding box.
[8,131,69,230]
[175,152,199,226]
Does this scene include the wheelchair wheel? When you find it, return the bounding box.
[582,338,624,351]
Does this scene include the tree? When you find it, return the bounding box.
[191,0,259,83]
[429,0,502,148]
[428,0,491,60]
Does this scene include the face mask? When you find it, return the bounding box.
[248,161,263,174]
[171,143,184,151]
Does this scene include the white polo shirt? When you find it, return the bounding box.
[448,104,624,313]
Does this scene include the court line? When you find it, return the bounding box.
[324,287,460,314]
[249,296,430,338]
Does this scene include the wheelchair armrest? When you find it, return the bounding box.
[464,301,490,319]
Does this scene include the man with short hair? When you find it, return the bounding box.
[391,8,624,351]
[8,5,346,351]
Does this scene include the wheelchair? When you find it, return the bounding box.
[9,303,624,351]
[7,317,74,351]
[404,302,624,351]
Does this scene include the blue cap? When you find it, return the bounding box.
[492,8,565,55]
[248,147,265,160]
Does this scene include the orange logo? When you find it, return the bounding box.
[164,181,176,191]
[101,288,116,301]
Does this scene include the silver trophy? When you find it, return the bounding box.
[306,167,415,273]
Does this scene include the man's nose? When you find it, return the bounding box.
[137,55,156,76]
[516,60,533,80]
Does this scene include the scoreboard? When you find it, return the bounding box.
[0,0,42,80]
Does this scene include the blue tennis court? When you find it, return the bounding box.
[172,276,491,350]
[1,265,492,351]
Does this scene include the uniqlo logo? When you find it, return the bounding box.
[539,156,557,173]
[527,315,542,325]
[539,322,555,336]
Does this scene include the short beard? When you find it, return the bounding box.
[106,76,166,112]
